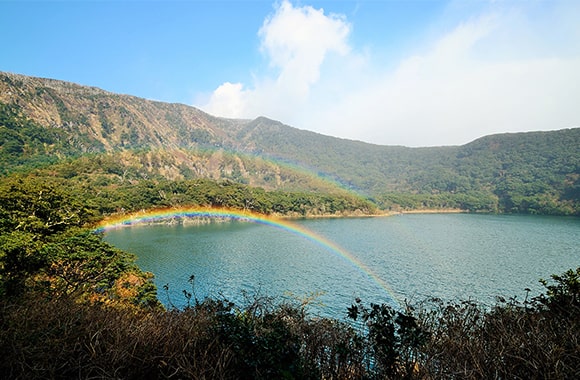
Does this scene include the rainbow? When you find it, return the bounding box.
[95,207,400,305]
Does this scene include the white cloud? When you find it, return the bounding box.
[204,82,248,118]
[200,0,580,147]
[202,0,351,121]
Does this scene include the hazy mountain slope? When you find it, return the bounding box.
[1,72,578,214]
[0,72,349,194]
[232,116,461,194]
[454,129,580,211]
[0,71,245,151]
[0,71,457,195]
[227,108,579,213]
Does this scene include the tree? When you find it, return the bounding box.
[0,176,157,306]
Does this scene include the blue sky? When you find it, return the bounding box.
[2,0,579,147]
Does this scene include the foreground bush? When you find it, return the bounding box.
[0,294,365,379]
[1,268,578,379]
[413,268,580,379]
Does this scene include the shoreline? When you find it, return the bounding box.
[285,208,468,219]
[97,208,469,230]
[395,208,466,215]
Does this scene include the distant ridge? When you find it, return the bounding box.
[1,71,578,214]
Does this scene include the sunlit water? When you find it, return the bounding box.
[104,214,579,318]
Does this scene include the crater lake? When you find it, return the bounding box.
[104,213,579,318]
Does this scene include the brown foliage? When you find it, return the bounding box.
[1,273,578,379]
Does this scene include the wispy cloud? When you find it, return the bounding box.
[200,0,580,147]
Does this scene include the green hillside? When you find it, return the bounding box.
[1,71,578,215]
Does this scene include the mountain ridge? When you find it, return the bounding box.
[1,71,578,214]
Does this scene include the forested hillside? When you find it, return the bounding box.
[1,71,578,215]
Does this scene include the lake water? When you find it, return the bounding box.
[104,214,579,318]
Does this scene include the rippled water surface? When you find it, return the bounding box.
[105,214,579,317]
